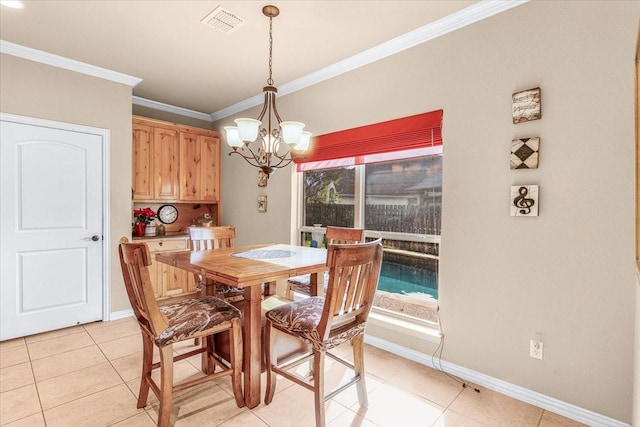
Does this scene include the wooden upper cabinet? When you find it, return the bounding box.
[132,124,153,200]
[179,132,220,202]
[132,116,220,203]
[153,127,180,200]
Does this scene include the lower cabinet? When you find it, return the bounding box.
[145,237,196,300]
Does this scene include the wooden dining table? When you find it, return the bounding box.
[155,243,328,408]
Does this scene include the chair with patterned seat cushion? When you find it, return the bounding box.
[285,226,364,299]
[264,239,383,427]
[118,237,244,427]
[188,226,245,302]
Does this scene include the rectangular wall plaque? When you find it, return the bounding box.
[258,195,267,213]
[511,185,539,216]
[511,137,540,169]
[512,87,541,124]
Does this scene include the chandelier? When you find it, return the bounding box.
[224,5,311,180]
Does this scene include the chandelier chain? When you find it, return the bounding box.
[267,15,274,86]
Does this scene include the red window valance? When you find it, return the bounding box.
[293,109,443,171]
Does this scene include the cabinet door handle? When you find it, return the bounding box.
[158,241,163,246]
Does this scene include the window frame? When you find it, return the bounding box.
[294,155,441,328]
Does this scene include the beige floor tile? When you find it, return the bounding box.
[43,384,141,427]
[145,382,245,426]
[252,380,349,427]
[356,382,444,427]
[84,318,140,344]
[320,360,384,410]
[124,359,210,409]
[0,362,34,393]
[110,412,156,426]
[0,338,25,352]
[359,345,412,382]
[113,353,145,383]
[432,409,488,427]
[539,410,588,426]
[327,408,379,427]
[218,411,269,427]
[0,384,41,425]
[37,362,123,410]
[100,349,159,383]
[1,412,45,427]
[0,346,29,369]
[150,359,205,386]
[125,378,159,408]
[447,385,543,427]
[24,325,86,344]
[26,331,94,361]
[98,333,142,361]
[386,361,464,407]
[31,345,107,382]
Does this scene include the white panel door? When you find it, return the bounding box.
[0,116,105,341]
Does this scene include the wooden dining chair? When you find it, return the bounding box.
[188,226,245,303]
[118,237,244,427]
[264,239,383,427]
[285,226,365,299]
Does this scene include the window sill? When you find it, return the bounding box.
[368,308,442,344]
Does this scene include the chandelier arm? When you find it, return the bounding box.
[256,91,269,122]
[232,144,265,166]
[229,150,264,169]
[270,92,283,123]
[267,150,293,168]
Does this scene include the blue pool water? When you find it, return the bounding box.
[378,261,438,300]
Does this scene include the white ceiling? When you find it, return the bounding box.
[0,1,524,121]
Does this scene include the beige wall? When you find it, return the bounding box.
[0,54,133,313]
[217,1,638,422]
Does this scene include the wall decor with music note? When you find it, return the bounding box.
[510,185,539,216]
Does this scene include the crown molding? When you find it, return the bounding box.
[209,0,529,122]
[0,40,142,87]
[132,96,212,122]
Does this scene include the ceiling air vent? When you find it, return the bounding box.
[201,6,246,35]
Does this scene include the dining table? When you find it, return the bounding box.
[155,243,328,408]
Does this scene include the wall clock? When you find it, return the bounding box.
[157,204,178,224]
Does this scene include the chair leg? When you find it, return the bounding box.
[264,320,277,404]
[229,318,245,407]
[137,332,153,408]
[284,283,293,300]
[313,349,326,427]
[157,345,174,427]
[352,334,368,408]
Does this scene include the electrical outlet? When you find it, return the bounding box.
[529,339,543,360]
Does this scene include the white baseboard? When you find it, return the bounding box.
[364,335,629,427]
[109,309,133,321]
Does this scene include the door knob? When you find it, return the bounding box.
[84,235,101,241]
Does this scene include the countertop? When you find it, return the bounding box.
[132,232,188,241]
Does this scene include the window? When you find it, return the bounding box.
[295,110,443,324]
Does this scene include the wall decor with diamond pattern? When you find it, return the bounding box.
[511,137,540,169]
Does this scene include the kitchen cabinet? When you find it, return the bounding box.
[179,132,220,202]
[132,118,179,201]
[144,237,196,300]
[132,116,220,203]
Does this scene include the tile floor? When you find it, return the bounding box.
[0,317,587,427]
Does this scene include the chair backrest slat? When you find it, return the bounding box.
[189,226,235,251]
[325,226,364,245]
[318,239,382,340]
